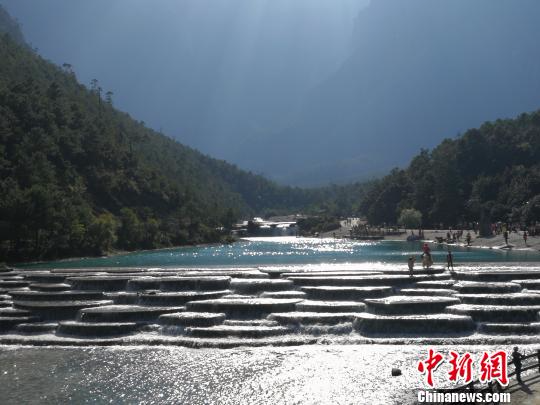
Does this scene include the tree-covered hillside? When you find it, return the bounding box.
[360,111,540,229]
[0,23,342,262]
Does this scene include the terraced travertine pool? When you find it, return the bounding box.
[3,238,540,403]
[4,263,540,345]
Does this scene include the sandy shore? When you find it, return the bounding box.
[328,226,540,251]
[398,229,540,251]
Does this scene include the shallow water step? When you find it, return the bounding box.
[220,294,255,300]
[269,311,359,325]
[187,298,301,319]
[0,280,30,289]
[78,305,185,323]
[365,296,460,315]
[301,286,393,301]
[260,291,307,299]
[0,295,12,301]
[479,322,540,335]
[295,300,366,313]
[186,324,292,338]
[23,273,66,283]
[398,289,456,297]
[415,280,456,289]
[14,300,113,320]
[171,270,268,279]
[57,321,141,337]
[126,277,162,291]
[0,301,12,308]
[0,275,24,281]
[0,308,33,317]
[230,279,294,294]
[454,293,540,306]
[353,313,475,335]
[160,276,231,292]
[453,281,522,294]
[14,322,58,334]
[288,274,445,288]
[9,290,105,302]
[68,276,132,291]
[159,312,226,327]
[51,267,146,274]
[380,268,447,275]
[0,270,20,277]
[278,271,383,278]
[104,292,139,304]
[30,283,72,292]
[138,290,231,306]
[0,271,21,280]
[0,316,41,332]
[446,304,540,322]
[223,319,279,327]
[453,270,540,282]
[514,279,540,290]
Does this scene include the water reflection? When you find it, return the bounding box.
[22,237,540,269]
[0,344,531,404]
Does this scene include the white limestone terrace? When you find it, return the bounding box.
[2,264,540,347]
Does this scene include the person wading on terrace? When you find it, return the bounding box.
[408,256,416,277]
[421,243,433,269]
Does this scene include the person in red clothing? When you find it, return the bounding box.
[421,243,433,269]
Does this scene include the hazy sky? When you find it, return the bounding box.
[5,1,538,186]
[2,0,369,158]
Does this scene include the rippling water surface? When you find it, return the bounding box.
[0,344,527,404]
[23,237,540,268]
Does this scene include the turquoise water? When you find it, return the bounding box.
[23,237,540,269]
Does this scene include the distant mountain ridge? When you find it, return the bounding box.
[251,0,540,184]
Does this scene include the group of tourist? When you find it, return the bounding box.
[442,228,473,246]
[407,243,455,276]
[490,221,539,237]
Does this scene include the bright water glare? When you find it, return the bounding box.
[23,237,540,269]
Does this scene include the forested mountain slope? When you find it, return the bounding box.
[0,19,328,261]
[360,111,540,229]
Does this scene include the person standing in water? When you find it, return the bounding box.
[523,230,528,246]
[504,230,509,246]
[466,232,472,246]
[422,243,433,269]
[512,347,523,384]
[446,250,454,270]
[408,256,415,277]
